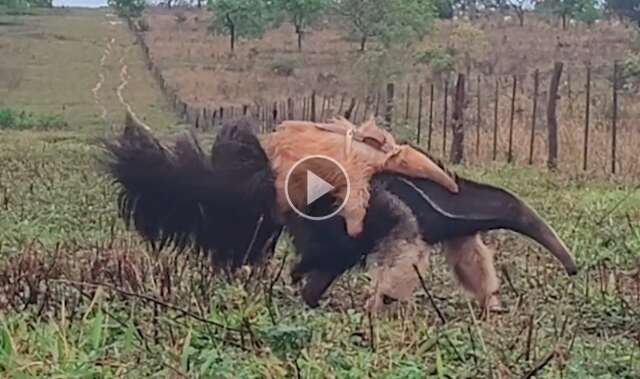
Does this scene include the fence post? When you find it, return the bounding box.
[493,78,499,161]
[344,97,356,120]
[319,96,326,120]
[405,83,411,124]
[417,84,424,144]
[450,74,466,164]
[428,83,434,150]
[476,75,481,157]
[612,61,618,175]
[583,65,591,171]
[529,69,539,165]
[385,83,395,130]
[302,97,307,120]
[351,101,359,123]
[311,91,317,122]
[287,98,294,120]
[508,75,517,163]
[363,95,371,120]
[547,62,563,172]
[442,80,449,156]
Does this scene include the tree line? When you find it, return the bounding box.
[104,0,639,52]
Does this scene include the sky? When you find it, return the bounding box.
[52,0,109,7]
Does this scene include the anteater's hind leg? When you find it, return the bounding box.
[442,234,502,317]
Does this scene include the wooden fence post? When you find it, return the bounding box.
[321,96,327,120]
[417,84,424,144]
[302,97,307,120]
[287,98,294,120]
[311,91,317,122]
[508,75,517,163]
[352,101,360,123]
[442,80,449,156]
[428,83,434,150]
[405,83,411,124]
[344,97,356,120]
[385,83,395,130]
[493,78,499,161]
[612,61,618,175]
[547,62,563,171]
[450,74,466,164]
[529,69,540,165]
[476,75,481,157]
[583,64,591,171]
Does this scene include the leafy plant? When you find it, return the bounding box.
[0,108,67,130]
[208,0,278,52]
[333,0,436,51]
[274,0,329,51]
[271,58,299,76]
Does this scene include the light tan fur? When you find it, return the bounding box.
[261,118,458,236]
[365,191,431,314]
[443,234,501,312]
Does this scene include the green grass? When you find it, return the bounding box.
[1,7,639,379]
[0,126,638,378]
[0,8,177,131]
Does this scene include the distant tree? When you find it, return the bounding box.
[208,0,276,52]
[108,0,145,17]
[606,0,640,25]
[333,0,436,51]
[274,0,329,51]
[435,0,454,18]
[0,0,52,7]
[483,0,528,26]
[508,0,527,26]
[536,0,598,29]
[577,0,602,26]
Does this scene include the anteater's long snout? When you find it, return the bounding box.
[514,203,578,275]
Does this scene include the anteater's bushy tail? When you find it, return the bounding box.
[99,113,282,271]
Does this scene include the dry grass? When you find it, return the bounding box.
[138,7,639,177]
[140,8,634,107]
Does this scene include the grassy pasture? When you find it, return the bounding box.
[0,7,639,379]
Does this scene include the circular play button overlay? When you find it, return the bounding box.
[284,155,350,221]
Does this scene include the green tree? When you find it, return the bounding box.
[435,0,454,19]
[606,0,640,25]
[333,0,436,51]
[108,0,145,17]
[208,0,276,52]
[577,0,602,26]
[275,0,329,51]
[536,0,599,29]
[0,0,52,7]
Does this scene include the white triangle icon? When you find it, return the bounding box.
[306,170,335,205]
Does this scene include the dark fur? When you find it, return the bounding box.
[100,115,281,271]
[100,115,576,307]
[290,172,577,307]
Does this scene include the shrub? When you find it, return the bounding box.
[0,108,67,130]
[415,47,457,78]
[271,59,298,77]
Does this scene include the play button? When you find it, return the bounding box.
[306,171,335,205]
[284,155,350,220]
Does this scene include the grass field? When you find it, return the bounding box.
[1,7,640,379]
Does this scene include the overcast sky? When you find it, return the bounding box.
[52,0,109,7]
